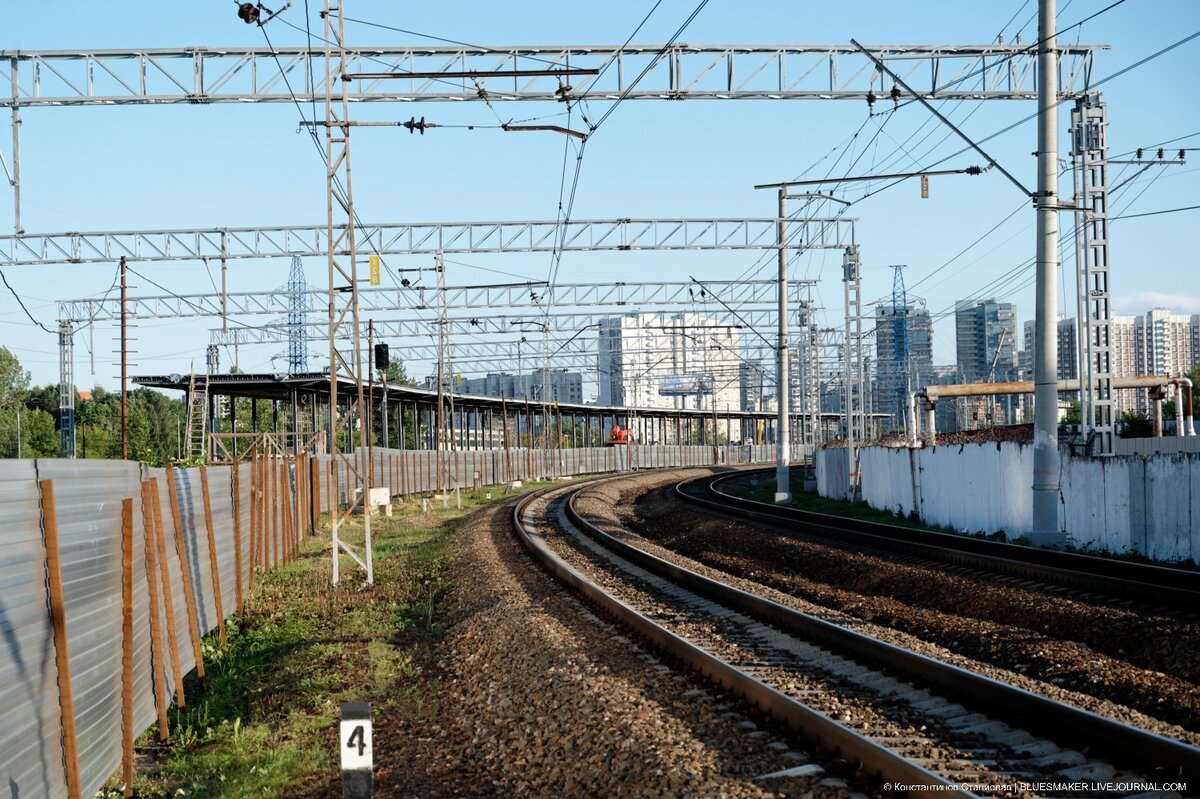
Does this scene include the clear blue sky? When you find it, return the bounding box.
[2,1,1197,389]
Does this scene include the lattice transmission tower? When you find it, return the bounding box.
[285,256,308,373]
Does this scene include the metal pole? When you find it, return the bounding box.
[10,57,22,235]
[381,374,389,450]
[1031,0,1063,545]
[119,255,128,460]
[368,320,374,489]
[220,231,229,333]
[774,189,791,503]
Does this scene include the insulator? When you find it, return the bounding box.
[1157,148,1165,159]
[1180,149,1187,160]
[237,3,260,24]
[866,90,877,108]
[890,85,901,103]
[403,116,427,135]
[1136,147,1143,159]
[400,278,411,287]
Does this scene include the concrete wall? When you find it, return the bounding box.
[817,443,1200,563]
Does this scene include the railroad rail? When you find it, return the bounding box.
[512,476,1199,795]
[676,468,1200,612]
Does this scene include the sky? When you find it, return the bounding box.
[1,0,1198,393]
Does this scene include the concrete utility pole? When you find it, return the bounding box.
[774,189,791,503]
[1032,0,1063,545]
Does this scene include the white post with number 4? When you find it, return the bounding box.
[340,701,373,798]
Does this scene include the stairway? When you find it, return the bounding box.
[184,372,209,461]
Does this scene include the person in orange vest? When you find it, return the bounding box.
[608,424,629,445]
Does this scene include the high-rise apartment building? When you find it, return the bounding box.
[1018,317,1078,381]
[955,299,1019,425]
[873,304,933,428]
[598,312,741,410]
[1016,310,1198,414]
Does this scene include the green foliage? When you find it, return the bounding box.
[0,348,188,463]
[0,346,30,407]
[384,359,415,386]
[1118,410,1154,438]
[1063,401,1081,425]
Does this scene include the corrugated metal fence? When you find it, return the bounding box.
[2,443,771,798]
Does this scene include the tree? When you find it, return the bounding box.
[1118,411,1153,439]
[0,347,30,407]
[1063,401,1081,425]
[385,359,415,386]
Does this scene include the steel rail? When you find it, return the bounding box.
[512,479,959,792]
[567,478,1200,783]
[677,469,1200,611]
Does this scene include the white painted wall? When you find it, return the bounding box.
[817,443,1200,562]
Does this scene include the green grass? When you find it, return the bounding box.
[108,482,551,798]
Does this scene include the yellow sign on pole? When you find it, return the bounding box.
[369,255,381,286]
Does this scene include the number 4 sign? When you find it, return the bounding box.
[340,702,374,798]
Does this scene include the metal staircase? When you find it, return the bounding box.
[184,371,209,461]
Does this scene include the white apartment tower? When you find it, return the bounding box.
[598,312,741,411]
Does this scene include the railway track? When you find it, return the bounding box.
[513,477,1198,797]
[675,469,1200,615]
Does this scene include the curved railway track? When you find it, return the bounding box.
[513,476,1198,797]
[675,468,1200,615]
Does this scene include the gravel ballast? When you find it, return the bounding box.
[571,469,1200,742]
[374,496,859,798]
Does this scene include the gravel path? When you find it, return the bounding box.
[374,497,865,798]
[571,469,1200,744]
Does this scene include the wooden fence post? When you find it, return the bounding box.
[38,480,82,799]
[199,466,227,646]
[165,465,205,680]
[140,482,170,740]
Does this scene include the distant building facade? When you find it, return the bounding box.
[597,312,741,411]
[422,369,583,404]
[873,304,933,429]
[955,298,1019,426]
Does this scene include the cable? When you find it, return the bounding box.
[333,14,564,68]
[0,268,54,333]
[857,27,1200,208]
[1111,204,1200,221]
[585,0,713,134]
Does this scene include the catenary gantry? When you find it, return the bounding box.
[2,217,855,266]
[1,44,1103,106]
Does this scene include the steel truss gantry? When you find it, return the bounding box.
[206,306,809,347]
[1,44,1103,107]
[58,278,813,323]
[2,217,853,266]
